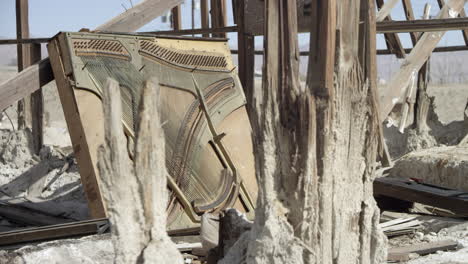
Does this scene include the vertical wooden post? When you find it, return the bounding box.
[415,4,432,133]
[16,0,32,130]
[30,43,43,154]
[236,0,255,115]
[211,0,227,38]
[171,5,181,30]
[201,0,209,37]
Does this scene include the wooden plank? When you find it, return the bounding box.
[374,177,468,217]
[236,0,255,114]
[308,0,336,94]
[16,0,31,130]
[200,0,209,37]
[0,58,53,112]
[47,36,107,219]
[95,0,182,32]
[171,5,181,30]
[211,0,227,38]
[379,0,466,120]
[376,0,406,58]
[401,0,419,45]
[0,38,49,45]
[0,203,71,226]
[389,240,459,256]
[148,26,237,36]
[438,0,468,46]
[376,0,399,22]
[377,17,468,33]
[0,218,109,247]
[30,43,43,154]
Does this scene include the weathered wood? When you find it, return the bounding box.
[379,0,466,120]
[149,26,237,36]
[200,0,209,37]
[48,36,106,219]
[171,5,181,30]
[376,0,406,58]
[376,0,399,22]
[211,0,227,38]
[374,177,468,217]
[96,0,182,32]
[0,203,71,226]
[401,0,420,45]
[377,17,468,33]
[97,78,183,263]
[0,58,53,112]
[0,38,50,45]
[415,4,432,133]
[438,0,468,45]
[30,43,43,154]
[236,0,386,263]
[236,0,255,116]
[16,0,31,130]
[388,240,459,256]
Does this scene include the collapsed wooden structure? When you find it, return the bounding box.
[0,0,467,256]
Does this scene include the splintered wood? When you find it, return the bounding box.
[228,0,386,263]
[97,78,183,264]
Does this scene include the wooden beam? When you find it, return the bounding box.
[401,0,419,45]
[30,43,43,154]
[96,0,183,32]
[171,5,181,30]
[437,0,468,46]
[388,240,459,257]
[0,37,49,45]
[147,26,237,36]
[376,0,399,22]
[374,177,468,216]
[308,0,336,93]
[377,17,468,33]
[379,0,466,120]
[376,0,406,58]
[236,0,255,114]
[16,0,31,130]
[0,59,53,112]
[201,0,209,37]
[210,0,227,38]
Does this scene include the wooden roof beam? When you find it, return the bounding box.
[377,17,468,33]
[401,0,419,45]
[437,0,468,46]
[376,0,406,58]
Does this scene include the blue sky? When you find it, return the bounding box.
[0,0,466,50]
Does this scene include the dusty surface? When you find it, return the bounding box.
[0,234,114,264]
[384,83,468,159]
[390,146,468,191]
[383,211,468,264]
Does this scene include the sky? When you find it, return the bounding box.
[0,0,466,50]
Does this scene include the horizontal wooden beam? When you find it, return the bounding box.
[374,177,468,217]
[0,58,53,112]
[145,26,238,35]
[377,17,468,33]
[0,37,49,45]
[229,45,468,57]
